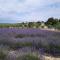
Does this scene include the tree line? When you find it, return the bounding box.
[0,17,60,29]
[45,17,60,29]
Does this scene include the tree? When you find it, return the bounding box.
[59,19,60,22]
[36,21,41,28]
[45,17,59,28]
[55,22,60,29]
[28,22,34,28]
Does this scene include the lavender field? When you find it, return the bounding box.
[0,28,60,60]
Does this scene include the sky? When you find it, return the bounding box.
[0,0,60,23]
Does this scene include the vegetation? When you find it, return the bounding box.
[0,17,60,60]
[0,17,60,30]
[0,20,41,28]
[17,54,40,60]
[0,49,7,60]
[45,17,60,29]
[55,22,60,29]
[10,42,33,49]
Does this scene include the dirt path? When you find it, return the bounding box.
[43,55,60,60]
[40,28,60,32]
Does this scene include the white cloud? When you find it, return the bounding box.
[0,0,60,22]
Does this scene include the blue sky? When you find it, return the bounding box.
[0,0,60,23]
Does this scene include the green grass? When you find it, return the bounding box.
[0,50,7,60]
[10,42,33,49]
[17,54,40,60]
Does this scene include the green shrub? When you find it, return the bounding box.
[55,22,60,30]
